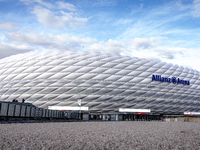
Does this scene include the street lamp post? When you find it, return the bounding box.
[78,99,81,120]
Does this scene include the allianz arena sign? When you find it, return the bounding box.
[152,75,190,85]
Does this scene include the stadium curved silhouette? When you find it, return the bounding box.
[0,51,199,119]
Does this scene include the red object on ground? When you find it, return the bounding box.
[136,113,146,115]
[188,115,194,117]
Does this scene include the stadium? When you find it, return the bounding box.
[0,51,200,120]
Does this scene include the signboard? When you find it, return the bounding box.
[184,112,200,115]
[136,113,146,115]
[119,108,151,113]
[152,75,190,85]
[48,106,89,111]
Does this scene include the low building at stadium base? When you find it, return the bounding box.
[0,51,200,120]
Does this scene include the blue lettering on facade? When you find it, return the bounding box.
[152,75,190,85]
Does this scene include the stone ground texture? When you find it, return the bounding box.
[0,122,200,150]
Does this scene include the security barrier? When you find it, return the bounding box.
[83,114,89,120]
[8,104,15,117]
[0,101,64,120]
[15,105,21,117]
[1,103,8,116]
[0,101,168,121]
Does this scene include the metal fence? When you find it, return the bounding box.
[0,101,63,120]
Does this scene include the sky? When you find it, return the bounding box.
[0,0,200,71]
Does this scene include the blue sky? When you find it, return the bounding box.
[0,0,200,71]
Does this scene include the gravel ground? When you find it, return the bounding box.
[0,121,200,150]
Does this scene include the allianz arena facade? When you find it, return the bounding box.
[0,51,200,116]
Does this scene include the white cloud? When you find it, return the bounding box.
[121,49,161,61]
[61,11,87,28]
[154,46,186,59]
[85,37,188,61]
[19,0,53,8]
[129,37,186,60]
[0,22,18,30]
[120,1,194,42]
[175,1,191,11]
[92,0,117,7]
[0,31,97,58]
[7,32,52,46]
[6,32,96,44]
[130,37,163,50]
[113,19,133,26]
[0,42,32,59]
[6,32,97,51]
[85,39,126,54]
[1,32,200,71]
[54,34,97,43]
[56,1,77,11]
[31,6,87,28]
[193,0,200,18]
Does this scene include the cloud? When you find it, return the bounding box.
[19,0,86,28]
[6,32,96,44]
[193,0,200,18]
[120,1,194,42]
[84,37,187,60]
[31,6,87,28]
[19,0,53,8]
[113,19,133,26]
[0,31,97,58]
[154,46,186,59]
[173,0,200,18]
[6,32,52,46]
[129,37,187,60]
[5,32,97,51]
[56,1,77,11]
[0,22,18,30]
[78,0,117,7]
[130,37,163,50]
[175,1,192,11]
[0,31,198,70]
[0,42,32,59]
[20,0,77,11]
[85,39,126,54]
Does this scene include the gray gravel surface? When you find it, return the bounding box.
[0,121,200,150]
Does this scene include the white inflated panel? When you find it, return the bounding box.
[0,51,199,114]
